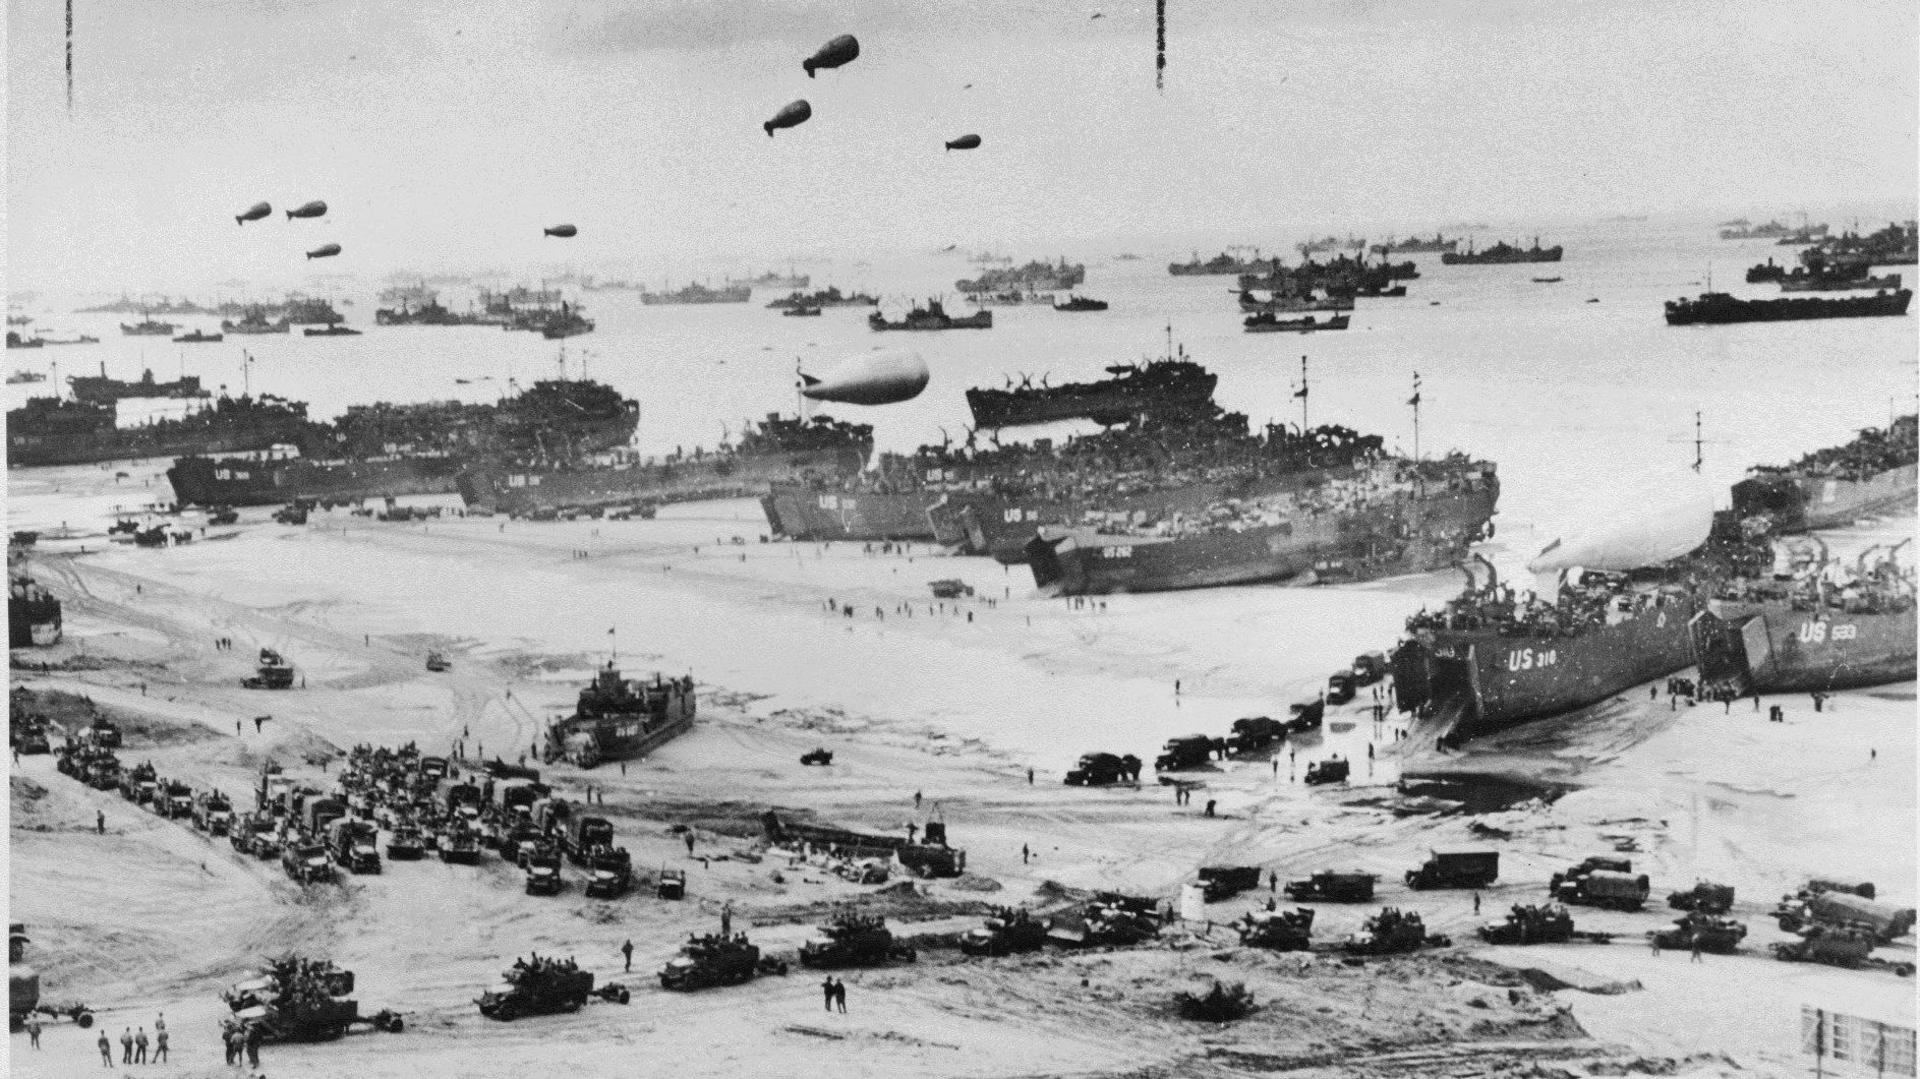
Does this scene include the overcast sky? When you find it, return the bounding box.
[7,0,1915,293]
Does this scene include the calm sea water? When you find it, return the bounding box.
[9,215,1915,549]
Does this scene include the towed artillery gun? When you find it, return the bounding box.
[222,956,402,1042]
[961,907,1048,957]
[1344,907,1448,956]
[659,928,789,990]
[1651,913,1747,954]
[476,955,628,1020]
[1235,907,1314,951]
[10,923,96,1032]
[798,913,917,968]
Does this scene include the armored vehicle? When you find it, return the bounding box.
[222,956,401,1042]
[1064,752,1137,785]
[798,913,917,968]
[961,907,1048,957]
[476,955,627,1020]
[1235,907,1314,950]
[1668,881,1735,915]
[385,824,426,861]
[437,823,482,864]
[82,720,122,749]
[1345,907,1445,955]
[1406,850,1499,890]
[120,762,159,805]
[1155,735,1217,772]
[582,847,633,898]
[1477,903,1576,945]
[1285,871,1377,903]
[800,747,834,766]
[1303,758,1350,785]
[159,779,195,818]
[659,932,788,990]
[192,791,235,835]
[524,850,564,896]
[1652,913,1747,954]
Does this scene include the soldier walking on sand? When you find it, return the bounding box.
[684,832,696,857]
[120,1027,132,1064]
[621,939,634,972]
[99,1029,113,1067]
[821,975,835,1011]
[152,1026,168,1062]
[26,1014,41,1049]
[834,980,847,1013]
[134,1026,147,1063]
[1690,933,1704,963]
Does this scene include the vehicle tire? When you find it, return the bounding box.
[1896,963,1915,978]
[615,987,630,1004]
[77,1011,95,1029]
[389,1015,406,1032]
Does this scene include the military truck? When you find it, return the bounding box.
[562,815,615,863]
[659,932,788,990]
[657,867,687,900]
[1304,757,1349,785]
[282,841,334,884]
[1326,671,1357,705]
[1477,903,1577,945]
[1552,869,1650,911]
[385,823,426,861]
[928,579,974,599]
[1286,699,1325,733]
[1549,855,1631,890]
[160,779,195,819]
[1345,907,1446,955]
[1667,881,1735,915]
[1064,752,1134,786]
[1651,913,1747,954]
[800,748,834,766]
[222,956,401,1042]
[1235,907,1313,950]
[582,847,633,898]
[524,850,564,896]
[798,913,917,968]
[961,907,1048,957]
[1284,870,1377,903]
[1405,850,1499,890]
[1155,735,1217,772]
[82,720,122,749]
[192,791,235,836]
[476,955,627,1020]
[328,819,382,874]
[1225,717,1287,756]
[437,824,482,864]
[1198,866,1264,903]
[302,796,347,836]
[1774,889,1916,942]
[1351,651,1389,685]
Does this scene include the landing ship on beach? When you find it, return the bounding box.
[9,394,311,468]
[543,664,696,769]
[1729,415,1917,532]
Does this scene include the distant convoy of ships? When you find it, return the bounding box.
[9,220,1916,742]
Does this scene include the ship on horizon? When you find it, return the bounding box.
[1663,289,1912,325]
[868,298,992,331]
[68,364,209,405]
[1441,238,1564,265]
[639,281,752,305]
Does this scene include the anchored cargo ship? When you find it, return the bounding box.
[1692,541,1915,696]
[1778,272,1903,293]
[1441,239,1563,265]
[457,412,872,516]
[1236,291,1354,314]
[1025,458,1497,595]
[965,357,1218,429]
[221,308,291,334]
[1663,289,1911,324]
[765,287,878,309]
[639,282,751,305]
[956,257,1085,294]
[1730,415,1916,532]
[67,364,208,404]
[868,299,991,331]
[1372,234,1459,255]
[1169,251,1282,277]
[9,394,311,468]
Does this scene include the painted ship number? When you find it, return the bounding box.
[1798,621,1856,644]
[1003,508,1038,523]
[1506,648,1558,672]
[1099,546,1133,559]
[817,495,840,510]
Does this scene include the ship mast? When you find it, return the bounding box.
[1409,371,1422,466]
[1294,354,1309,430]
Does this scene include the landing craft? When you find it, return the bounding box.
[798,350,928,406]
[236,202,272,226]
[764,100,812,137]
[286,200,328,220]
[944,134,981,152]
[305,243,342,260]
[544,224,578,238]
[803,35,859,77]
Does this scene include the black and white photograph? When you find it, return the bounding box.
[5,2,1916,1075]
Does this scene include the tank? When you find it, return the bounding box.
[1235,907,1314,950]
[960,907,1048,957]
[1476,903,1575,945]
[1667,881,1735,915]
[797,913,916,968]
[1652,914,1747,954]
[1345,907,1442,955]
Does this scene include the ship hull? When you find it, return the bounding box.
[457,445,870,515]
[929,485,1236,564]
[10,418,310,469]
[1691,600,1916,694]
[1441,248,1563,265]
[1665,290,1912,324]
[1393,592,1700,739]
[761,484,936,541]
[1730,463,1918,532]
[964,382,1217,428]
[1025,482,1497,595]
[167,455,464,507]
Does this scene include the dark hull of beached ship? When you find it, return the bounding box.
[8,395,311,468]
[167,454,465,507]
[1025,469,1497,596]
[1691,598,1915,695]
[759,484,938,541]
